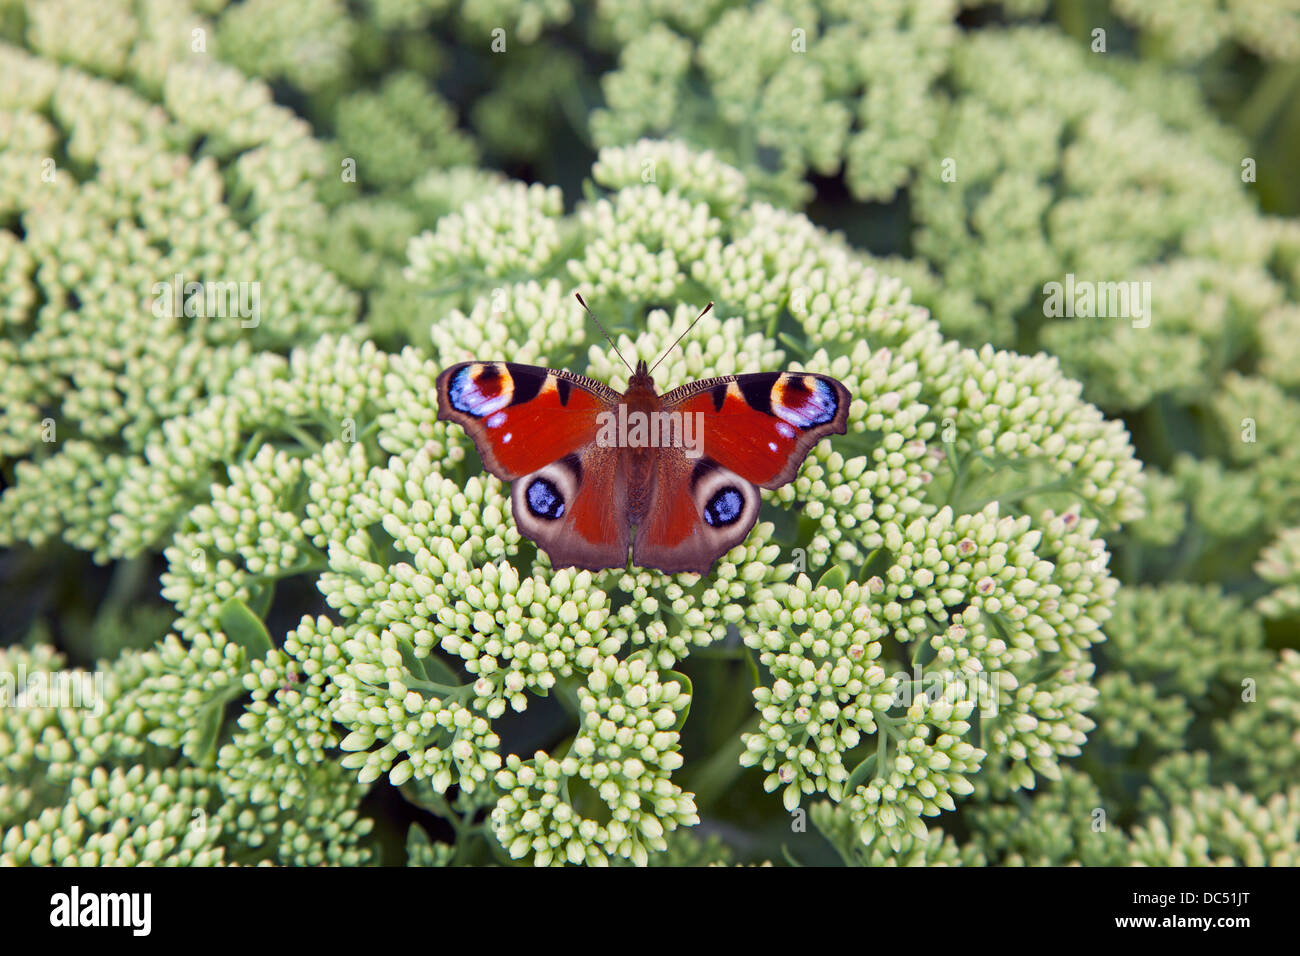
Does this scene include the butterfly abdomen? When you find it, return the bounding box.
[621,386,662,525]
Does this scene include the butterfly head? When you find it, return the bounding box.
[575,293,712,396]
[630,358,653,386]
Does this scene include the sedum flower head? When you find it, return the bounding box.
[812,799,983,866]
[1127,785,1300,867]
[333,72,479,191]
[1111,0,1300,62]
[1214,649,1300,798]
[1091,672,1192,752]
[590,0,955,206]
[964,766,1128,866]
[743,575,902,808]
[2,115,1146,862]
[0,38,358,562]
[1,765,224,867]
[1256,527,1300,618]
[1105,584,1269,695]
[491,654,697,866]
[215,0,354,92]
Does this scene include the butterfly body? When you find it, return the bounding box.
[437,357,849,574]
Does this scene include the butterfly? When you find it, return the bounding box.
[435,297,850,574]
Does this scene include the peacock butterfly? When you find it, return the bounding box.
[436,296,850,574]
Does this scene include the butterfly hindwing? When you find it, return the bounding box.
[511,448,630,571]
[631,453,762,574]
[661,371,851,488]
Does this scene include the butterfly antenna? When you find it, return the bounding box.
[575,293,634,374]
[649,301,713,374]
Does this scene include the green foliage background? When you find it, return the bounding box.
[1,0,1298,865]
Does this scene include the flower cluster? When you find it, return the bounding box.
[3,0,1296,867]
[1257,527,1300,618]
[2,765,225,867]
[2,127,1145,863]
[0,36,357,562]
[1110,0,1300,62]
[491,655,697,865]
[1127,786,1300,866]
[591,0,955,206]
[1214,650,1300,797]
[964,767,1127,866]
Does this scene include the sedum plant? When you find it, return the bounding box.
[1,110,1147,861]
[0,0,1296,867]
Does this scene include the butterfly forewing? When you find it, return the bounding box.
[437,362,619,479]
[661,371,851,487]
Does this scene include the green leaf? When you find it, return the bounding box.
[398,641,424,677]
[396,644,463,697]
[192,700,225,766]
[218,597,273,660]
[857,548,886,582]
[845,752,877,793]
[247,582,274,618]
[817,564,847,590]
[912,635,938,669]
[777,331,809,358]
[662,668,694,732]
[420,653,461,687]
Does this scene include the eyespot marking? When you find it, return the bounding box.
[773,374,837,428]
[449,364,513,417]
[703,487,744,527]
[526,477,565,520]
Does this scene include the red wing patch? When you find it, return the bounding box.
[662,372,850,488]
[437,362,617,480]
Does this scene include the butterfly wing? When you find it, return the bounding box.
[438,363,851,576]
[660,371,851,488]
[436,362,631,571]
[631,371,850,574]
[631,452,762,574]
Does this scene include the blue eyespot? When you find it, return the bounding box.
[526,477,565,520]
[776,376,838,428]
[449,365,511,417]
[704,487,744,527]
